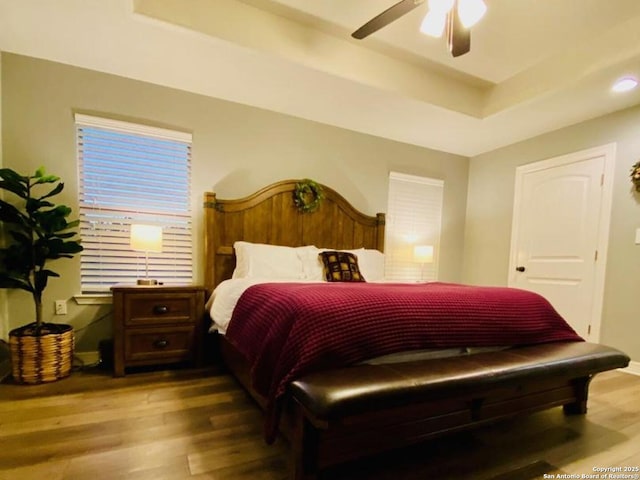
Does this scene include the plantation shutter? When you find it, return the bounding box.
[385,172,443,282]
[75,114,193,293]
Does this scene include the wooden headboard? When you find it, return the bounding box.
[203,179,386,292]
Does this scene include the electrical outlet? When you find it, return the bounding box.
[55,300,67,315]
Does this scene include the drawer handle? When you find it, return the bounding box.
[154,339,169,349]
[153,305,169,315]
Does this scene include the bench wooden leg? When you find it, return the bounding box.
[291,406,320,480]
[563,376,592,415]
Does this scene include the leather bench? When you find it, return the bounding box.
[286,341,629,479]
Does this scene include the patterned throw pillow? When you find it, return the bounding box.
[318,251,366,282]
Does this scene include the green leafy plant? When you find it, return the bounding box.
[293,178,325,213]
[0,167,83,329]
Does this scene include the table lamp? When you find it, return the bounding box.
[413,245,434,281]
[130,224,163,285]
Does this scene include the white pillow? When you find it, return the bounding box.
[305,247,386,282]
[346,248,385,282]
[232,241,317,280]
[299,246,324,281]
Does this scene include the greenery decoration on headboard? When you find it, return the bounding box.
[631,161,640,192]
[293,178,325,213]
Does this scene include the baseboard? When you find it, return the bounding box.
[621,360,640,377]
[70,354,640,377]
[18,349,640,378]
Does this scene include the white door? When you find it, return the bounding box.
[508,144,615,341]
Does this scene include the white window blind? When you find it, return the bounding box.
[75,114,193,293]
[385,172,444,282]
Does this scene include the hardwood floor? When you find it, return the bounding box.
[1,365,639,480]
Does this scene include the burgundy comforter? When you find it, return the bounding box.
[225,282,582,442]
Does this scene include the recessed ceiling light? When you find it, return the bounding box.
[612,76,638,93]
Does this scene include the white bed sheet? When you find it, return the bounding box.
[207,278,320,334]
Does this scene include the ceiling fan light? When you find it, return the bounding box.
[428,0,454,14]
[612,76,638,93]
[420,11,447,37]
[458,0,487,28]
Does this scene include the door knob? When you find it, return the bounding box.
[515,266,526,272]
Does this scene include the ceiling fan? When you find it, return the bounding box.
[351,0,487,58]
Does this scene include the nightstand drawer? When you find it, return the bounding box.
[124,293,195,326]
[124,326,195,362]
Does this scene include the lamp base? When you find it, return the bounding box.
[136,279,158,286]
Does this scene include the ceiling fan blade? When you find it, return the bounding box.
[352,0,425,40]
[447,4,470,57]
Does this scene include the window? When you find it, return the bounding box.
[75,114,192,293]
[385,172,444,282]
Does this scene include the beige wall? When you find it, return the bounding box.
[0,51,7,340]
[1,53,469,353]
[463,105,640,361]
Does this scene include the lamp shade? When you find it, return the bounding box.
[420,11,447,37]
[130,224,163,253]
[421,0,487,37]
[413,245,434,263]
[457,0,487,28]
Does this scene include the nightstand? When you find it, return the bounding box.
[111,284,207,377]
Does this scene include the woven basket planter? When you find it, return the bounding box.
[9,322,74,384]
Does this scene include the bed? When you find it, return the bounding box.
[203,179,629,480]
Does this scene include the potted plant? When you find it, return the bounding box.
[0,167,83,384]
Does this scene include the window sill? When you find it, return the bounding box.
[73,294,112,305]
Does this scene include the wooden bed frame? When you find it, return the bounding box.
[203,179,629,480]
[203,179,385,292]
